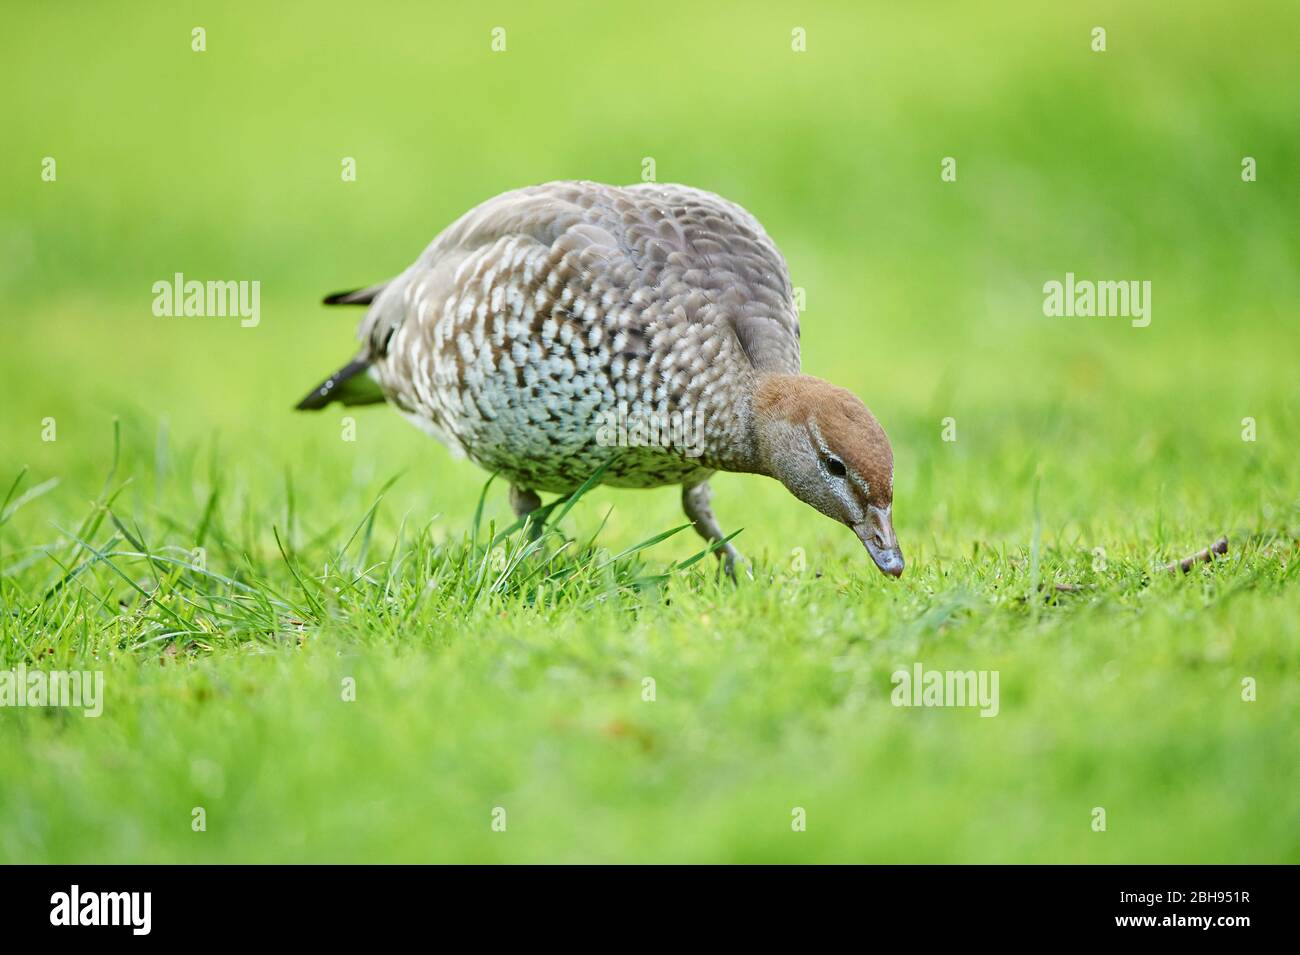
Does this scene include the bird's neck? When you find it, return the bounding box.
[719,372,809,477]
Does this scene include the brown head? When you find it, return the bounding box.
[752,375,903,577]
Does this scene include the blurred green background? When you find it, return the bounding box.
[0,1,1297,862]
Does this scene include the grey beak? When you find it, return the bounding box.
[855,505,904,578]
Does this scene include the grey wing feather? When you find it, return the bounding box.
[621,183,801,374]
[337,181,803,422]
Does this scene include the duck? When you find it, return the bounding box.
[297,181,903,578]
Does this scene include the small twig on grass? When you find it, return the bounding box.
[1165,536,1229,574]
[1035,581,1083,602]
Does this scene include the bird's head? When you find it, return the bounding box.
[753,375,903,577]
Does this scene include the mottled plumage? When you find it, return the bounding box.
[300,181,904,576]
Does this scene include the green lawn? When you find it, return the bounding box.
[1,1,1297,862]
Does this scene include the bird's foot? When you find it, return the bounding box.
[522,514,545,542]
[719,544,753,582]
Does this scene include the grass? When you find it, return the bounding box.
[1,0,1298,862]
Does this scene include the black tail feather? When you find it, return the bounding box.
[295,358,386,410]
[322,283,387,306]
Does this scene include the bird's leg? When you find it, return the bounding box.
[509,485,545,540]
[682,481,749,580]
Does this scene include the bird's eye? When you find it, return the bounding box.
[824,455,847,477]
